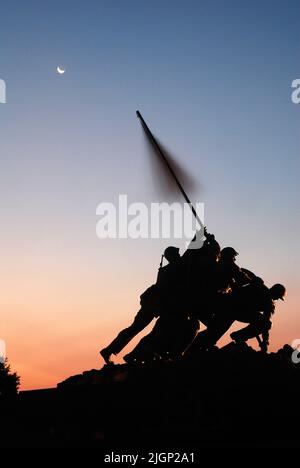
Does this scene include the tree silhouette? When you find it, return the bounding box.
[0,359,20,398]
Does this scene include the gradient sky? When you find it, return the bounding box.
[0,0,299,390]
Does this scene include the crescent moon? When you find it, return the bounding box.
[57,66,65,74]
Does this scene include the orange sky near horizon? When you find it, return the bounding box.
[2,242,297,391]
[1,0,299,392]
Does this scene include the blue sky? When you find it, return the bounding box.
[1,0,298,274]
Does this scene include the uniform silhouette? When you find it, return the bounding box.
[100,246,184,365]
[123,315,199,363]
[213,247,251,293]
[183,229,221,327]
[229,282,285,352]
[188,281,286,354]
[122,229,220,363]
[100,226,286,364]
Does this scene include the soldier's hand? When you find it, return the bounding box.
[205,230,215,241]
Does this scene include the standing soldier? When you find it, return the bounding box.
[123,229,221,363]
[214,247,251,293]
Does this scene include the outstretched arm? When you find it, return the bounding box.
[183,227,220,256]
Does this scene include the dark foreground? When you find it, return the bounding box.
[1,343,300,449]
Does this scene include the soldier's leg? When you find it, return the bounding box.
[186,310,235,354]
[123,333,157,363]
[125,316,199,363]
[124,317,168,363]
[230,314,271,343]
[173,317,200,357]
[100,307,155,363]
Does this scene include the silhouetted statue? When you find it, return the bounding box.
[123,307,199,364]
[213,247,251,292]
[229,283,286,352]
[182,228,221,327]
[187,281,286,354]
[122,229,220,363]
[100,223,286,365]
[100,245,185,364]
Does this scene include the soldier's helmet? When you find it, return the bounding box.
[220,247,239,260]
[164,246,180,263]
[270,284,286,301]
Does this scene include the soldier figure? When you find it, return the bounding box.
[188,281,286,354]
[100,245,184,365]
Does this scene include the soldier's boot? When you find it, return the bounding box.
[100,347,114,365]
[230,331,248,347]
